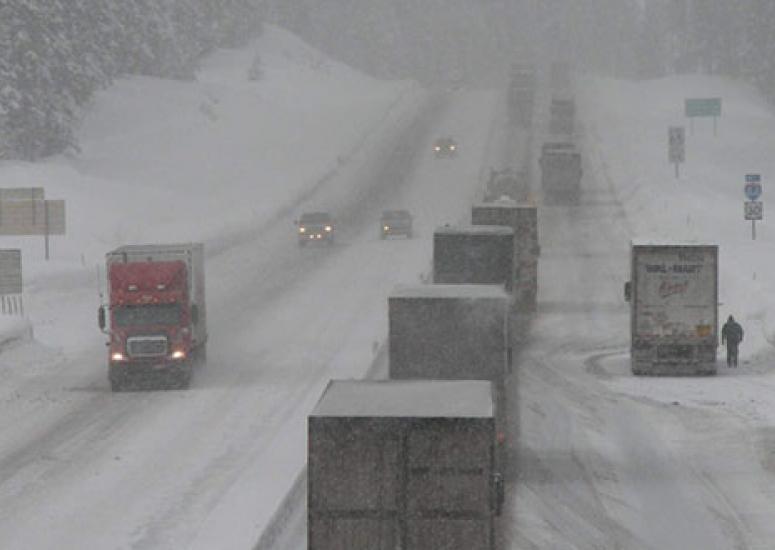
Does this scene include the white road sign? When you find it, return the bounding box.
[745,201,763,221]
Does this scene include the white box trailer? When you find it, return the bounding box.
[625,243,718,375]
[308,380,503,550]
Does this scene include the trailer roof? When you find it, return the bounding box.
[108,243,203,255]
[473,201,535,210]
[630,239,717,248]
[390,284,508,300]
[311,380,494,418]
[434,225,513,236]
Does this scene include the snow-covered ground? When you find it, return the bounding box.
[0,26,503,550]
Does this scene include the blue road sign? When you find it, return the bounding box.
[745,174,762,200]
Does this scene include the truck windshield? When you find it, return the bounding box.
[113,304,181,327]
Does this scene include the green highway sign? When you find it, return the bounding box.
[685,98,721,118]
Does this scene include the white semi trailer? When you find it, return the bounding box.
[624,243,718,375]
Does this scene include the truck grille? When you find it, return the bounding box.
[127,336,168,358]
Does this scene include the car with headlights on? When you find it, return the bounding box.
[296,212,335,246]
[433,137,458,158]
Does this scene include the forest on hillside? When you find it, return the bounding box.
[3,0,775,161]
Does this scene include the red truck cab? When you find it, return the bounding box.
[99,244,206,391]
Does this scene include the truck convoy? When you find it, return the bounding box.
[433,225,515,293]
[624,243,718,375]
[308,379,504,550]
[99,243,207,391]
[472,202,539,311]
[539,141,582,204]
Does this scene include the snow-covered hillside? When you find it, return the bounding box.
[0,25,416,349]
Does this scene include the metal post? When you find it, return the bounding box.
[753,220,756,240]
[44,200,50,261]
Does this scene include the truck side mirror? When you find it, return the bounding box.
[492,472,504,516]
[98,306,106,331]
[191,304,199,325]
[624,281,632,302]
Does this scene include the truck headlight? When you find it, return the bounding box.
[111,352,125,362]
[434,146,441,151]
[171,350,186,360]
[324,226,332,232]
[449,145,456,151]
[384,225,390,231]
[299,227,306,233]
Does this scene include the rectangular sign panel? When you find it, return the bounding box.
[0,250,22,295]
[0,200,65,235]
[0,188,44,201]
[685,98,722,118]
[668,126,685,163]
[745,201,763,220]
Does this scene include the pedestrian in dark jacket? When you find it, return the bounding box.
[721,315,744,367]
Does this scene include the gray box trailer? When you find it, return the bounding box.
[624,243,718,375]
[388,284,510,382]
[433,225,515,293]
[549,98,575,135]
[388,284,511,465]
[539,142,582,204]
[472,201,539,311]
[308,379,503,550]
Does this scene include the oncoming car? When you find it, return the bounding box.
[433,137,458,158]
[296,212,334,246]
[380,209,413,239]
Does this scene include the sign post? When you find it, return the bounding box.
[744,174,763,240]
[668,126,685,178]
[0,249,23,315]
[685,98,722,136]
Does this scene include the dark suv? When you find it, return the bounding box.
[297,212,334,246]
[380,210,413,239]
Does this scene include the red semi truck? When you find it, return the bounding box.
[98,243,207,391]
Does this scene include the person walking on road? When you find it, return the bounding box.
[721,315,744,367]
